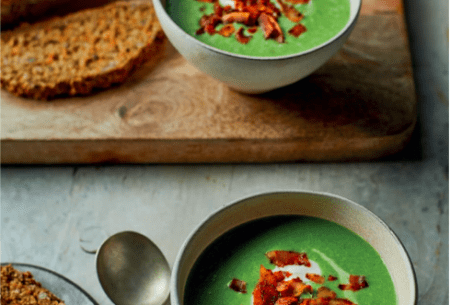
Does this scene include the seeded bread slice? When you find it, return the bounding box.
[1,1,166,100]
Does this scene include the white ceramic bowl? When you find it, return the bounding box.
[171,191,417,305]
[153,0,361,93]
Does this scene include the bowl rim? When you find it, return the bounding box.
[153,0,362,61]
[170,190,418,305]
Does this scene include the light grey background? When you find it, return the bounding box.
[1,0,448,304]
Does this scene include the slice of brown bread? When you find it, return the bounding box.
[1,1,166,100]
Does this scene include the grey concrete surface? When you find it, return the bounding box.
[1,0,448,304]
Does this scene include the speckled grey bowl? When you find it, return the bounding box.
[153,0,361,93]
[171,191,417,305]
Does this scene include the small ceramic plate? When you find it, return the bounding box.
[1,263,98,305]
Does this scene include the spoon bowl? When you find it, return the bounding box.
[96,231,171,305]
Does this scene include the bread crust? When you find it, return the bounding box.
[1,0,73,28]
[1,1,166,100]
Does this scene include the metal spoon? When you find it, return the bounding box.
[96,231,171,305]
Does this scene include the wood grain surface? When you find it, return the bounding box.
[1,0,417,163]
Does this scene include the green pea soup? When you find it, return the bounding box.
[167,0,351,57]
[184,215,397,305]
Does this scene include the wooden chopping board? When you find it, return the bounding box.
[1,0,417,164]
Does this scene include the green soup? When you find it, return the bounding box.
[184,216,397,305]
[167,0,350,57]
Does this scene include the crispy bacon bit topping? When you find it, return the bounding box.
[195,0,302,43]
[275,297,299,305]
[253,267,313,305]
[299,296,356,305]
[247,26,258,33]
[256,1,281,17]
[338,275,369,292]
[327,275,338,281]
[258,13,284,42]
[205,24,217,34]
[284,6,303,22]
[258,13,276,39]
[253,265,279,305]
[197,13,222,35]
[222,11,251,24]
[317,286,337,299]
[350,275,369,287]
[223,5,233,12]
[266,250,311,267]
[250,251,365,305]
[288,23,307,37]
[276,280,295,297]
[229,278,247,293]
[305,273,325,284]
[338,284,352,291]
[219,24,236,37]
[214,1,224,16]
[284,271,293,277]
[234,0,245,11]
[273,271,288,282]
[277,278,312,297]
[267,13,284,43]
[275,0,303,22]
[299,288,356,305]
[196,27,205,35]
[235,27,252,44]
